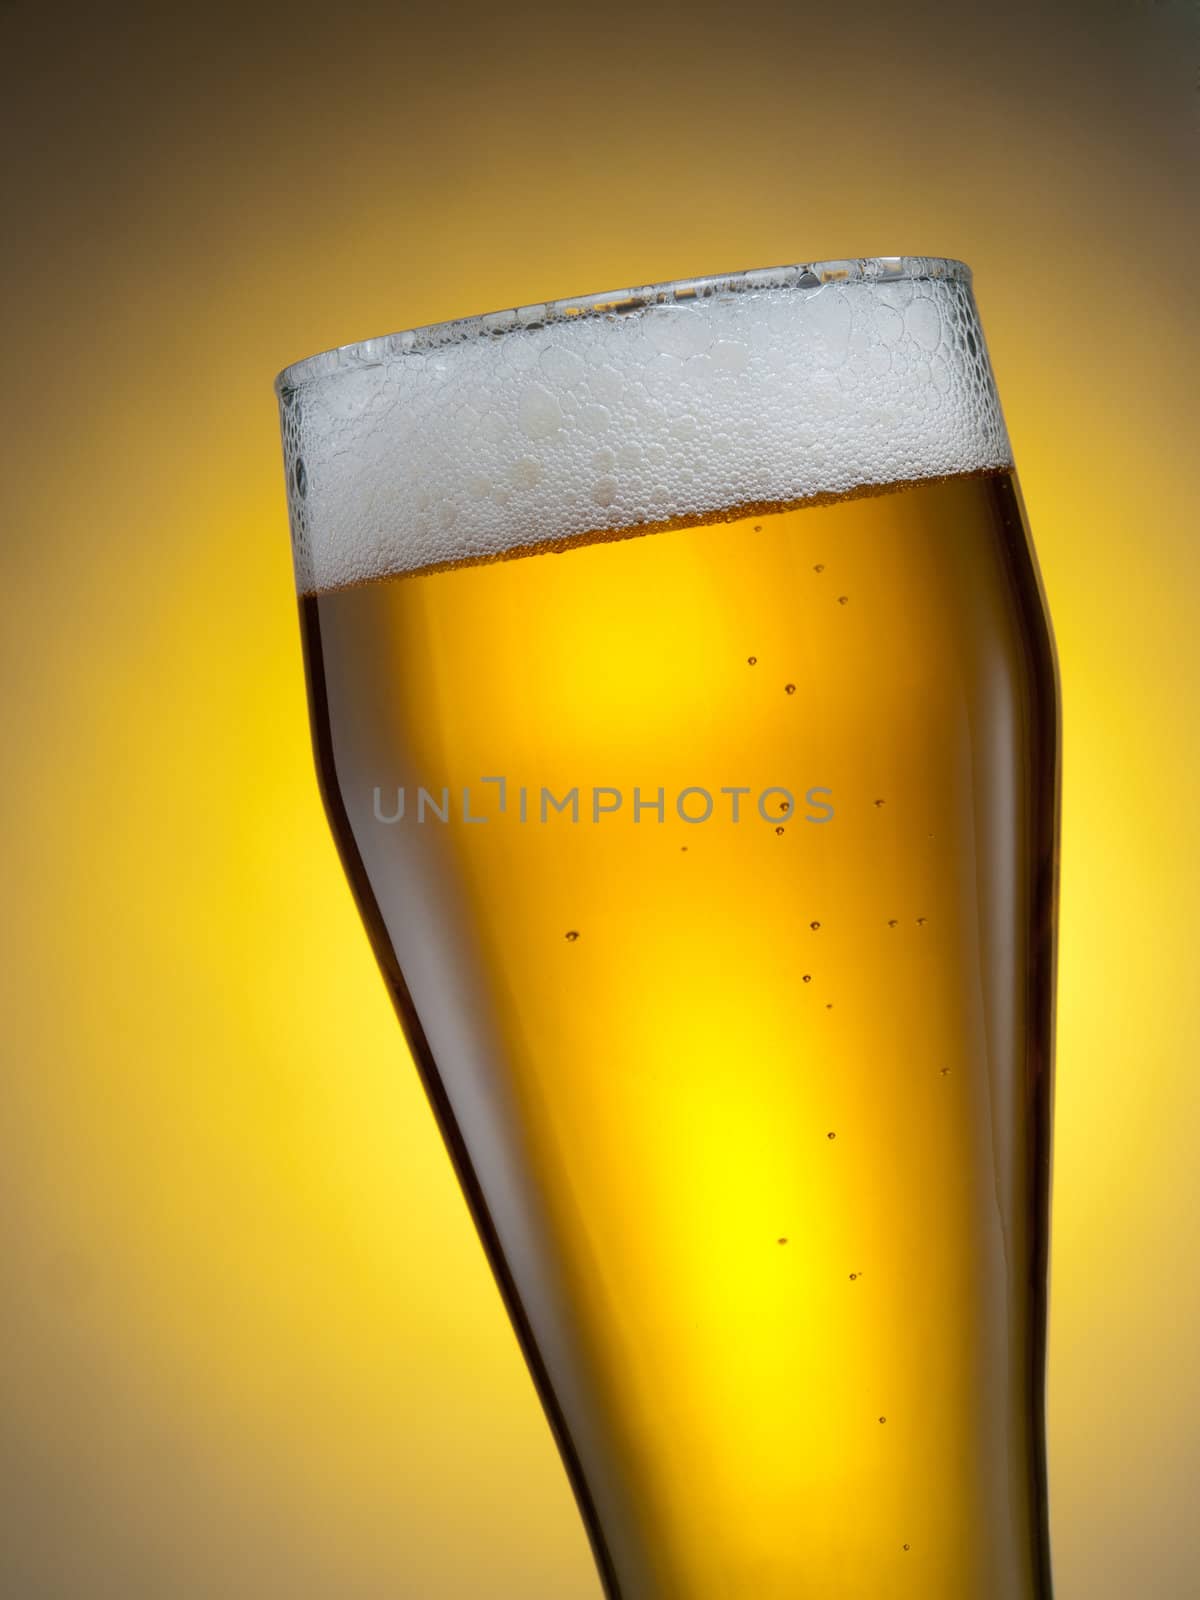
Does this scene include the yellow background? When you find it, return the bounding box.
[1,0,1195,1594]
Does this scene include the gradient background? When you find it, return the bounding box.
[1,1,1196,1595]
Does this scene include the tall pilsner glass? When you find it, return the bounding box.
[275,257,1058,1599]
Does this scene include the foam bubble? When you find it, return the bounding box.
[277,259,1010,593]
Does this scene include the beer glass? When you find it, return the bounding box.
[276,257,1058,1599]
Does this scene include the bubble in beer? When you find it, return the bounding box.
[565,930,580,942]
[810,921,821,931]
[887,919,899,928]
[827,1131,837,1140]
[777,1237,789,1245]
[916,916,928,927]
[539,344,585,385]
[874,798,886,807]
[838,595,850,605]
[747,656,758,666]
[784,683,797,695]
[779,799,790,813]
[518,384,563,440]
[903,1544,911,1552]
[849,1272,859,1281]
[511,456,542,488]
[879,1416,887,1424]
[939,1066,952,1076]
[775,826,786,836]
[813,563,825,573]
[802,974,812,983]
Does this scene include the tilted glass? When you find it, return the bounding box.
[276,255,1059,1600]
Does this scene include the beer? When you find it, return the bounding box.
[278,260,1059,1598]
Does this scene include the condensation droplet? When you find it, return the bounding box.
[564,930,580,942]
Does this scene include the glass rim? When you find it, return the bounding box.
[274,255,972,395]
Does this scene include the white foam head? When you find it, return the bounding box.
[276,258,1011,593]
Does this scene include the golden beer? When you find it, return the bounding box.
[279,260,1059,1598]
